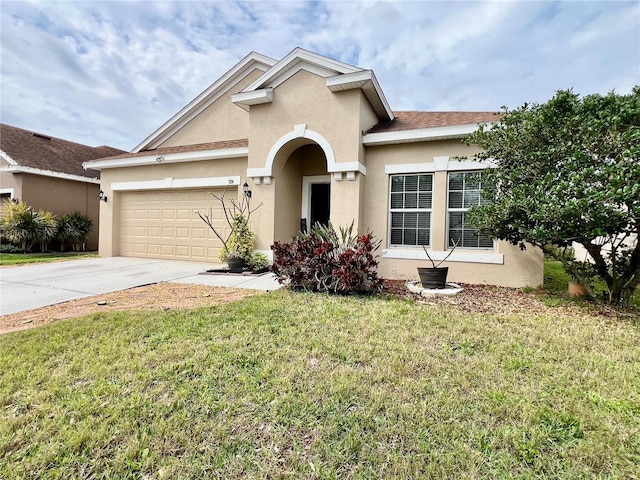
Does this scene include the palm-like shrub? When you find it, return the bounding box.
[56,212,93,251]
[0,201,56,252]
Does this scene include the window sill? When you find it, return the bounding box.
[382,248,504,265]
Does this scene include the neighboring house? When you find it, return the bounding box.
[0,123,125,250]
[85,48,543,287]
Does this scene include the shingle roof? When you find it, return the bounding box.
[366,111,499,134]
[0,123,125,179]
[96,138,249,162]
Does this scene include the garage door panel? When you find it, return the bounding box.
[120,189,227,262]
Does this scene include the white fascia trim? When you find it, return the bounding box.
[111,176,241,191]
[133,53,276,152]
[83,147,249,170]
[1,165,100,184]
[363,122,495,146]
[243,47,361,92]
[385,160,488,174]
[231,88,274,106]
[382,248,503,265]
[0,149,18,165]
[326,70,394,121]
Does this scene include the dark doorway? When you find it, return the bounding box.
[310,183,330,228]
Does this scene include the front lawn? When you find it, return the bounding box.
[0,252,97,266]
[1,290,638,478]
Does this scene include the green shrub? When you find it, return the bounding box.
[0,243,22,253]
[55,212,93,252]
[249,251,270,272]
[220,213,254,263]
[0,201,53,252]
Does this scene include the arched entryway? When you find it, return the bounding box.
[271,141,329,242]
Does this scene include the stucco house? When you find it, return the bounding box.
[84,48,542,287]
[0,123,125,250]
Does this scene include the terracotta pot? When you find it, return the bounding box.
[568,282,589,297]
[418,267,449,289]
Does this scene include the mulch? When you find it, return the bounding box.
[381,279,638,320]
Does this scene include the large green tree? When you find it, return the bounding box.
[465,88,640,305]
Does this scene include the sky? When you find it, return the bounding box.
[1,0,638,151]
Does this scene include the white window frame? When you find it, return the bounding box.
[447,171,495,250]
[388,173,433,248]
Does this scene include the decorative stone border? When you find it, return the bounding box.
[406,281,464,296]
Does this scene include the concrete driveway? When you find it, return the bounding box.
[0,257,281,315]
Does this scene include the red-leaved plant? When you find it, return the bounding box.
[271,222,383,294]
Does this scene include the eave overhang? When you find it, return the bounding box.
[231,88,274,108]
[363,122,495,146]
[2,165,100,184]
[83,147,249,171]
[326,70,394,121]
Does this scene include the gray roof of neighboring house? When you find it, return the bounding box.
[0,123,125,179]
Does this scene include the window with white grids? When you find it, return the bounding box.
[448,171,493,248]
[389,174,433,247]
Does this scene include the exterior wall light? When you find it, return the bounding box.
[99,190,108,202]
[243,182,252,198]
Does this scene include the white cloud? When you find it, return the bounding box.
[1,0,638,150]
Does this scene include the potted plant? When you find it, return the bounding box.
[566,259,595,298]
[418,240,458,289]
[198,188,262,273]
[220,213,254,273]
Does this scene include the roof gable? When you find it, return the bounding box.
[0,123,124,180]
[133,52,277,152]
[231,48,394,121]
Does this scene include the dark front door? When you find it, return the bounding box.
[310,183,330,228]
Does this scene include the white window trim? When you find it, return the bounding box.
[111,176,240,191]
[388,173,433,248]
[447,171,495,250]
[0,188,15,197]
[382,247,503,265]
[301,175,331,223]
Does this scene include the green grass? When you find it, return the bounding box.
[0,252,97,266]
[1,291,639,478]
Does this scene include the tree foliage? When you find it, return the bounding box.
[465,88,640,305]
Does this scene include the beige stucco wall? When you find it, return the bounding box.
[20,174,100,250]
[0,170,22,199]
[248,70,373,247]
[158,69,264,147]
[97,158,247,256]
[363,140,543,288]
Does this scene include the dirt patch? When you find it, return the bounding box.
[0,283,255,335]
[3,280,636,336]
